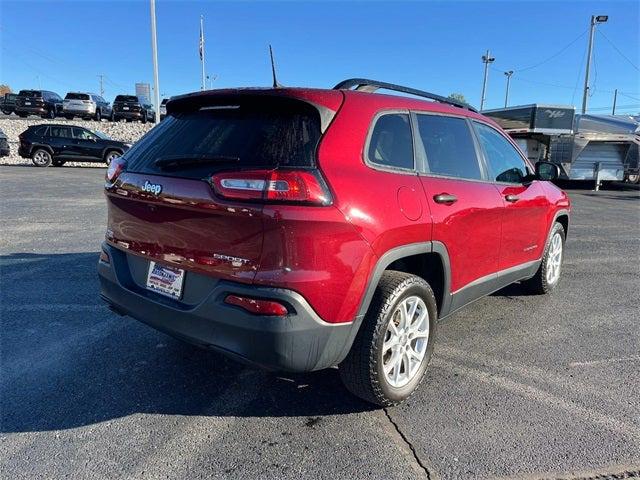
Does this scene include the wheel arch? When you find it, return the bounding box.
[31,143,54,156]
[356,241,452,321]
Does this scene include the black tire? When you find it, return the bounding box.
[109,110,115,122]
[47,107,55,119]
[141,112,147,124]
[1,109,11,115]
[64,114,74,120]
[17,112,28,118]
[522,222,566,294]
[626,173,640,185]
[32,148,53,167]
[95,109,102,121]
[52,160,65,167]
[104,150,121,166]
[339,271,437,407]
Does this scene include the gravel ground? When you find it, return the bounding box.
[0,166,639,479]
[0,116,153,167]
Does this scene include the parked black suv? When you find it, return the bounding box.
[112,95,155,123]
[1,93,18,115]
[18,124,130,167]
[0,129,10,157]
[63,92,113,121]
[15,90,63,119]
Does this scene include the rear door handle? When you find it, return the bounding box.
[433,193,458,204]
[505,194,520,203]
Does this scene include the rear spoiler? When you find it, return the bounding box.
[166,89,343,133]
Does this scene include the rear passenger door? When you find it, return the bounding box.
[472,121,551,270]
[414,113,504,301]
[47,125,74,157]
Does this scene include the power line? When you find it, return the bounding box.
[597,29,640,72]
[513,28,589,73]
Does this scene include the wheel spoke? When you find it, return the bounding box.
[383,336,399,353]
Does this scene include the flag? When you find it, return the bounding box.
[199,17,204,61]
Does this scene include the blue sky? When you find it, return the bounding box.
[1,0,638,113]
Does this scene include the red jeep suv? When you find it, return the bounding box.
[98,79,570,406]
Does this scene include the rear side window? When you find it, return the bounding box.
[125,99,321,179]
[416,114,482,180]
[31,125,48,136]
[367,113,414,170]
[49,126,72,138]
[473,122,529,183]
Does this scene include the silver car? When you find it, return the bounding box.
[63,92,113,121]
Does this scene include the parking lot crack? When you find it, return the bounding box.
[382,408,432,479]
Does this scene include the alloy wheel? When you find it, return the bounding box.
[546,231,563,285]
[32,150,51,167]
[382,295,430,388]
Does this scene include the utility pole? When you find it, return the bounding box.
[97,74,104,96]
[480,50,495,111]
[582,15,608,114]
[150,0,161,123]
[504,70,514,108]
[612,89,618,115]
[199,15,206,90]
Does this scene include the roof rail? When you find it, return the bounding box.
[333,78,477,112]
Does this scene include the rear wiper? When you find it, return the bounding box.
[154,155,240,170]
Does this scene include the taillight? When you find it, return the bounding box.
[211,169,332,205]
[106,157,127,183]
[224,295,288,316]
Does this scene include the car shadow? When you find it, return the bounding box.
[0,252,375,434]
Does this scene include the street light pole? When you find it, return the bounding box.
[612,89,618,115]
[480,50,495,111]
[504,70,514,108]
[150,0,161,123]
[581,15,608,114]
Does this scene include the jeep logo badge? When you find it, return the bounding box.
[142,180,162,195]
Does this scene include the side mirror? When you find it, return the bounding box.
[535,161,560,181]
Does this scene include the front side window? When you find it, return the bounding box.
[367,113,414,170]
[416,114,482,180]
[73,127,96,140]
[474,122,529,183]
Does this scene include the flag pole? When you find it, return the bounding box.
[200,15,206,91]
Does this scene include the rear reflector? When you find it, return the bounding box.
[211,169,332,205]
[225,295,288,316]
[99,249,110,264]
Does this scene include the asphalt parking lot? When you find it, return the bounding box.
[1,165,639,480]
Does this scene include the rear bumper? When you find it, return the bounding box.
[63,106,96,115]
[15,106,47,115]
[98,243,355,372]
[114,111,143,119]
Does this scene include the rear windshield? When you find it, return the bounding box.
[115,95,138,102]
[65,93,90,100]
[19,90,42,98]
[124,99,321,179]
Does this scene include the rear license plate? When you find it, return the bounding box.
[146,261,185,300]
[25,102,31,106]
[122,106,129,110]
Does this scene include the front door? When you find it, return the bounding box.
[472,121,551,270]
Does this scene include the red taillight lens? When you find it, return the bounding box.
[224,295,289,316]
[211,169,332,205]
[106,157,127,183]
